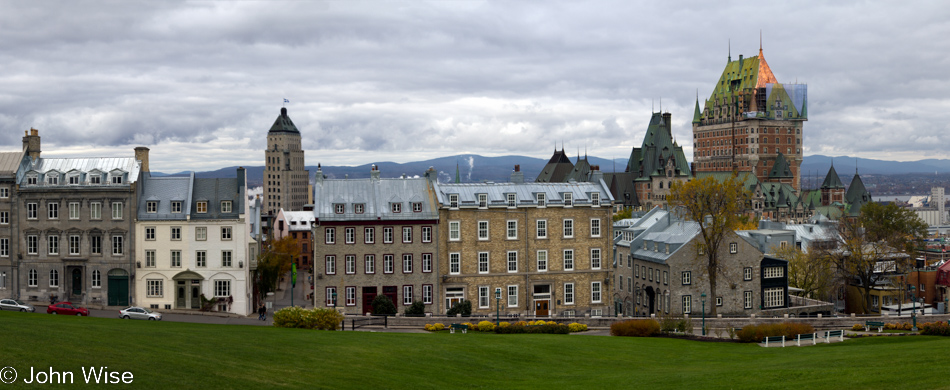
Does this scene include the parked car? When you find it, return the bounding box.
[119,307,162,320]
[0,299,36,312]
[47,302,90,316]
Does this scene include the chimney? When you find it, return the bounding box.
[237,166,246,189]
[370,164,380,181]
[424,166,437,184]
[662,112,672,133]
[22,128,41,159]
[590,165,604,183]
[510,164,524,184]
[134,146,150,172]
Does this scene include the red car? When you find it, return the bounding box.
[47,302,90,316]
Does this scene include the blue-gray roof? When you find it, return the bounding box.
[192,177,244,219]
[314,177,438,221]
[433,180,613,207]
[137,174,194,220]
[18,157,141,187]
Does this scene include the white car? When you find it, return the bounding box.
[119,307,162,320]
[0,299,36,312]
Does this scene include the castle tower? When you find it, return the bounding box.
[264,107,309,215]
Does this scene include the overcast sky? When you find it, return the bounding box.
[1,0,948,173]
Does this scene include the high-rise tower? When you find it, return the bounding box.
[264,107,309,215]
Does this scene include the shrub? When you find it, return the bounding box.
[658,315,679,334]
[851,324,864,331]
[678,318,694,335]
[463,322,476,330]
[514,321,527,327]
[371,295,396,316]
[735,322,816,343]
[727,327,737,340]
[446,300,472,316]
[921,322,950,336]
[610,319,660,337]
[273,306,344,330]
[495,323,570,334]
[903,322,913,331]
[884,323,897,330]
[568,323,588,332]
[434,323,444,331]
[499,322,510,328]
[404,301,425,316]
[478,321,495,332]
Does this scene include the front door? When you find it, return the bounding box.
[362,286,377,315]
[71,269,82,296]
[177,281,186,308]
[107,269,130,306]
[190,280,201,309]
[646,286,656,315]
[535,300,550,316]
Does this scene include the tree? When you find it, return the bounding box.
[827,202,928,313]
[775,246,834,301]
[371,294,397,316]
[612,208,633,222]
[668,173,750,316]
[255,235,299,298]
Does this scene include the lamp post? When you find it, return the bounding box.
[494,288,502,326]
[701,292,707,336]
[910,286,918,332]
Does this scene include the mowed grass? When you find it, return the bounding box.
[0,311,945,390]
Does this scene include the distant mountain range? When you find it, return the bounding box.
[152,154,950,188]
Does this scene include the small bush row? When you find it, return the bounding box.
[851,322,916,331]
[424,320,587,333]
[920,322,950,336]
[273,306,344,330]
[494,323,570,334]
[735,322,815,343]
[611,319,661,337]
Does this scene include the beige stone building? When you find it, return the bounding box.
[433,167,614,317]
[263,107,309,215]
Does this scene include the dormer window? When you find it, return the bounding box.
[26,176,37,185]
[112,175,123,184]
[591,193,601,207]
[391,203,401,213]
[412,202,422,212]
[537,193,546,207]
[196,201,208,213]
[68,175,80,185]
[47,175,59,185]
[90,175,100,185]
[355,204,364,214]
[478,194,487,209]
[334,204,345,214]
[506,193,516,208]
[563,193,572,207]
[449,194,458,209]
[171,201,182,213]
[146,201,158,213]
[221,201,232,213]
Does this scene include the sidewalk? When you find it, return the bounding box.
[268,269,313,312]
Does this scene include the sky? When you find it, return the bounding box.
[1,0,948,173]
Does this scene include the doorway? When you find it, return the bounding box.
[533,284,551,316]
[71,269,82,296]
[362,286,377,315]
[177,281,186,308]
[107,269,129,306]
[645,286,656,315]
[191,280,201,309]
[444,287,464,313]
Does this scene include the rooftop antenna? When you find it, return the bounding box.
[759,30,762,52]
[659,97,662,113]
[728,39,731,62]
[652,99,655,113]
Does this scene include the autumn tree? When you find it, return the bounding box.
[775,246,834,301]
[256,235,300,297]
[668,173,750,316]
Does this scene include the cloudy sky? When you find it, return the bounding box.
[1,0,948,173]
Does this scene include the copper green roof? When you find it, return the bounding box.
[821,165,845,189]
[768,152,793,179]
[692,98,702,124]
[628,113,691,182]
[535,148,574,183]
[269,107,299,134]
[699,47,807,122]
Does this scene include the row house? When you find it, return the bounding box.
[134,169,252,315]
[0,133,33,298]
[274,209,315,269]
[434,167,614,317]
[313,166,441,315]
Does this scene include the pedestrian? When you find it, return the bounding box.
[258,303,267,321]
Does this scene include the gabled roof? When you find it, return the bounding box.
[0,151,26,178]
[768,152,793,179]
[565,155,591,182]
[821,165,845,189]
[535,148,574,183]
[269,107,299,134]
[628,113,691,181]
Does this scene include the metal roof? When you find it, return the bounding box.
[433,179,613,207]
[314,177,438,221]
[137,174,194,220]
[18,157,141,185]
[191,177,244,220]
[0,151,26,177]
[281,210,315,231]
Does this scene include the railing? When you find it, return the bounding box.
[349,315,388,330]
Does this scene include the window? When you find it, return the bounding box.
[364,255,375,274]
[383,227,394,243]
[145,227,156,241]
[698,245,704,255]
[507,251,518,272]
[764,267,784,278]
[449,194,459,209]
[48,236,59,255]
[562,249,574,271]
[196,227,207,241]
[112,202,123,219]
[325,228,336,244]
[47,174,59,185]
[507,193,516,207]
[590,219,601,237]
[478,252,489,273]
[0,188,6,198]
[344,228,355,244]
[28,269,37,287]
[628,277,632,293]
[170,227,181,240]
[147,201,158,213]
[537,193,546,207]
[564,283,574,305]
[591,282,602,303]
[171,250,181,267]
[326,287,337,306]
[91,236,101,255]
[716,297,723,307]
[591,248,601,269]
[26,176,37,185]
[112,174,123,184]
[334,204,344,214]
[478,194,487,208]
[506,220,517,239]
[391,203,401,213]
[562,219,573,238]
[422,253,432,273]
[537,250,548,272]
[355,204,364,214]
[69,203,80,220]
[345,255,356,274]
[683,295,691,314]
[423,285,433,304]
[145,250,156,267]
[0,238,7,257]
[147,280,163,298]
[90,202,101,219]
[196,201,207,213]
[49,269,59,287]
[649,268,653,281]
[0,211,6,225]
[403,286,413,305]
[780,241,788,249]
[92,270,101,288]
[402,227,412,243]
[477,221,489,240]
[112,236,123,255]
[402,254,413,273]
[729,242,738,254]
[221,226,232,240]
[536,220,547,239]
[449,253,460,274]
[682,271,691,285]
[214,280,230,298]
[477,286,490,308]
[563,192,572,207]
[346,286,356,306]
[635,265,639,278]
[744,291,753,309]
[448,221,460,241]
[507,285,518,307]
[171,201,182,213]
[27,202,37,219]
[591,193,600,207]
[422,226,432,242]
[384,255,394,274]
[195,250,206,267]
[743,267,753,281]
[412,202,422,212]
[218,250,232,267]
[764,287,784,308]
[325,256,336,274]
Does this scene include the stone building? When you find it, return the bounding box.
[312,166,441,315]
[0,131,33,298]
[434,167,614,317]
[274,209,315,269]
[264,107,309,215]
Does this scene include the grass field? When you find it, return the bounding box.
[0,311,944,389]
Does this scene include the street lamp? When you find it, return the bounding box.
[701,292,707,336]
[910,286,918,332]
[494,288,502,326]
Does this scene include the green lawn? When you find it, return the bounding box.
[0,311,945,389]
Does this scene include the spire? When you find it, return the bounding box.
[728,39,731,63]
[454,163,460,183]
[692,93,702,124]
